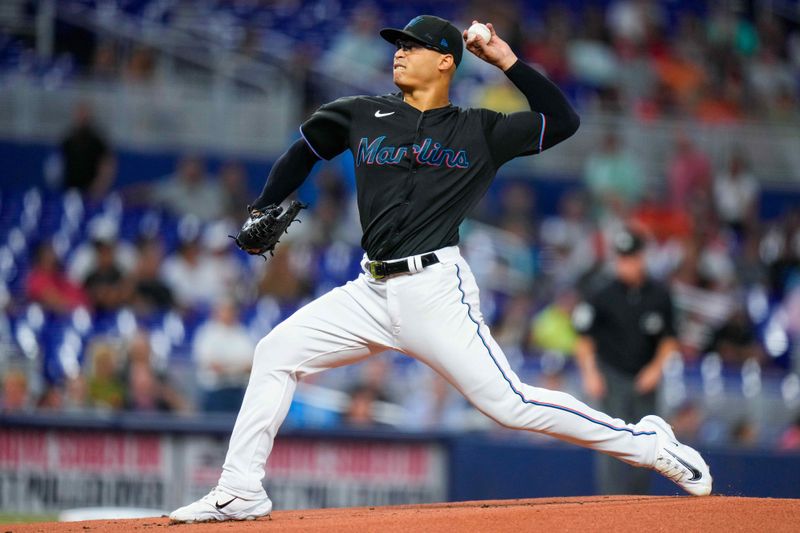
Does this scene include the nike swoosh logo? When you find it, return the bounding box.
[665,449,702,481]
[215,497,237,510]
[374,110,395,117]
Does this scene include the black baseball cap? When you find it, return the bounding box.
[380,15,463,67]
[613,228,646,256]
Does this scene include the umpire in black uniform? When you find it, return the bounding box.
[573,228,679,494]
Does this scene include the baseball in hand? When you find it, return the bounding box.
[467,22,491,43]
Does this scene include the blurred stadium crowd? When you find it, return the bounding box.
[0,0,799,452]
[2,0,799,121]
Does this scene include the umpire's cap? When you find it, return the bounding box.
[380,15,463,67]
[613,228,646,256]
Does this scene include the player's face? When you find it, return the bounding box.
[616,253,646,284]
[393,39,447,89]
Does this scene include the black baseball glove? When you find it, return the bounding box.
[230,200,307,258]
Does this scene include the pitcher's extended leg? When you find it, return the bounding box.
[397,258,657,467]
[219,277,396,498]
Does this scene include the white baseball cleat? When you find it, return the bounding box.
[640,415,713,496]
[169,486,272,523]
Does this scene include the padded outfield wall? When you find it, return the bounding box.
[0,413,798,515]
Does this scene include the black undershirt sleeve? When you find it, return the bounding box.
[251,138,320,209]
[505,59,581,147]
[483,59,580,166]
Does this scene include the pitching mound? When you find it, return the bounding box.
[4,496,799,532]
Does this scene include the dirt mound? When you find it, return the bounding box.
[4,496,799,532]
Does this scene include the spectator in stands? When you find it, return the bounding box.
[704,307,764,367]
[667,131,712,211]
[538,190,596,292]
[730,419,759,448]
[123,330,189,413]
[620,49,660,120]
[671,12,706,69]
[295,177,353,246]
[522,5,573,86]
[342,383,388,427]
[468,0,524,52]
[606,0,663,47]
[218,160,252,221]
[583,131,644,217]
[671,218,739,359]
[161,234,230,311]
[86,340,125,411]
[707,6,758,58]
[568,6,621,97]
[634,78,680,120]
[151,155,224,221]
[126,362,167,413]
[669,400,704,445]
[0,367,30,413]
[36,384,65,411]
[651,42,706,113]
[203,221,246,303]
[317,3,387,94]
[83,236,133,314]
[475,75,529,114]
[59,102,111,194]
[85,153,118,203]
[257,244,314,305]
[713,152,759,237]
[67,215,137,284]
[130,237,174,317]
[735,230,768,288]
[298,194,348,247]
[496,181,537,228]
[747,47,796,117]
[782,275,800,341]
[0,287,19,363]
[631,191,692,264]
[91,41,119,81]
[529,290,579,358]
[63,374,90,412]
[26,240,90,315]
[766,217,800,302]
[492,294,535,356]
[193,300,255,413]
[694,77,745,124]
[779,415,800,450]
[124,46,157,83]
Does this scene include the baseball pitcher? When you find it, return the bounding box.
[171,15,711,523]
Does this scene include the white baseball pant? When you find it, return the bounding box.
[218,245,658,498]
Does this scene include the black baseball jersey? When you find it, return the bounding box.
[300,93,546,260]
[252,60,578,259]
[573,278,676,375]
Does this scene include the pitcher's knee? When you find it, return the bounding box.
[253,326,299,370]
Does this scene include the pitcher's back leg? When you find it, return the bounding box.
[219,277,397,497]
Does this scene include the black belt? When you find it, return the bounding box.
[367,252,439,280]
